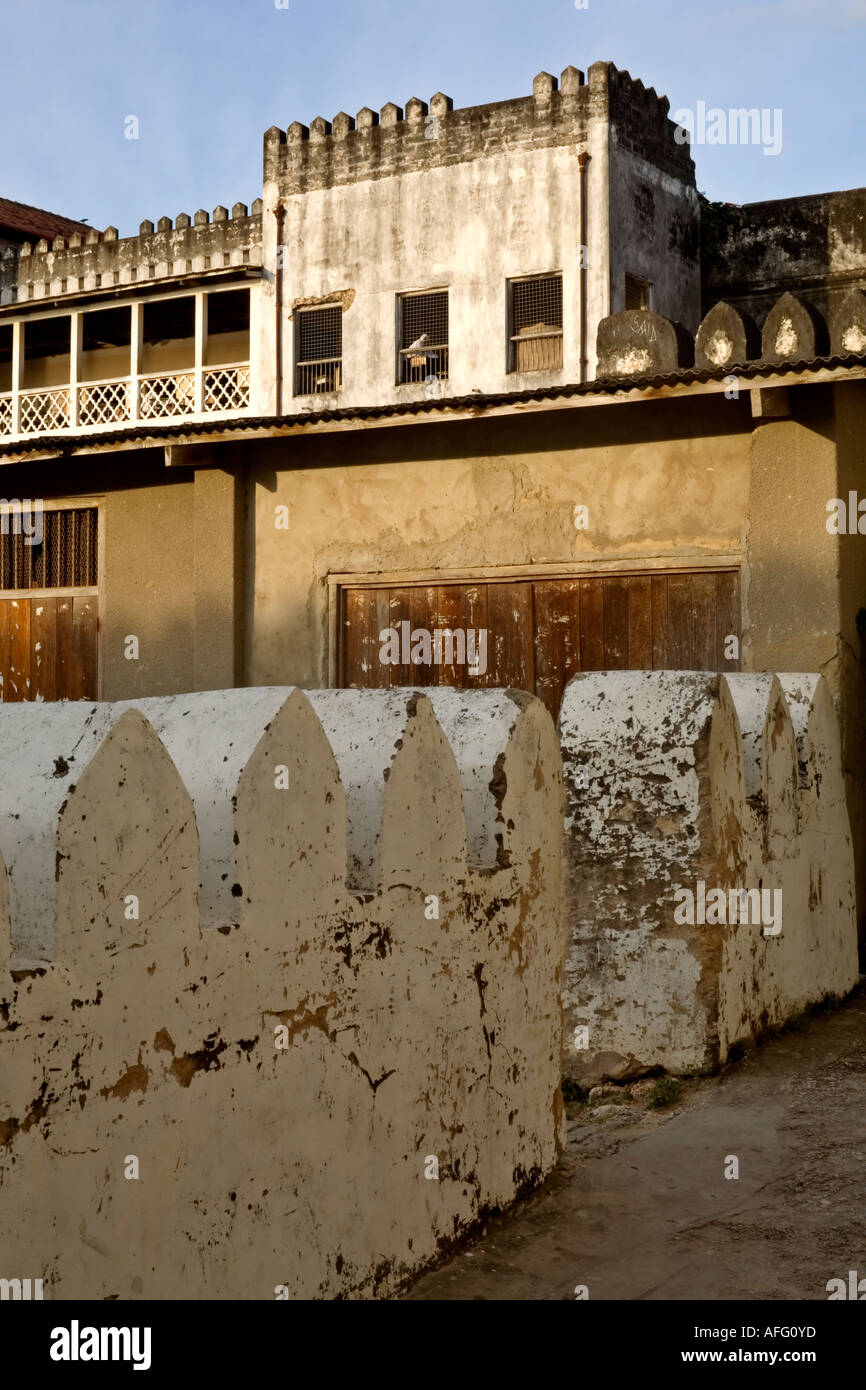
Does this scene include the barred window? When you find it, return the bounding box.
[295,305,342,394]
[399,291,449,384]
[625,273,652,311]
[509,274,563,372]
[0,506,97,591]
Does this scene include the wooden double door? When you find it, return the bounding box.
[339,568,741,718]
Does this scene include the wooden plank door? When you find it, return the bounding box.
[0,505,100,702]
[339,569,741,719]
[0,594,98,701]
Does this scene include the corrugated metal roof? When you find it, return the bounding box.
[1,350,865,459]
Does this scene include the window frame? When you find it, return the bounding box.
[396,288,450,386]
[507,271,564,374]
[624,273,653,312]
[293,303,344,396]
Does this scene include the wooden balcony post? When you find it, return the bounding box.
[194,291,207,414]
[11,320,22,435]
[130,301,142,422]
[69,311,82,428]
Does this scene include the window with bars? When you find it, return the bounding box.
[399,291,449,384]
[295,305,343,394]
[509,274,563,372]
[0,507,98,591]
[625,273,652,311]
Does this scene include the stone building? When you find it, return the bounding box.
[0,60,865,946]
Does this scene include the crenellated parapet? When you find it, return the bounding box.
[559,671,859,1084]
[596,286,866,380]
[0,201,263,307]
[263,61,689,196]
[604,61,696,182]
[0,686,564,1299]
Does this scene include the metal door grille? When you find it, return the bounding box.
[0,506,98,590]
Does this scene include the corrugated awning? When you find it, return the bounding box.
[2,349,865,462]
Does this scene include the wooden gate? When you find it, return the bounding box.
[337,568,740,718]
[0,504,99,702]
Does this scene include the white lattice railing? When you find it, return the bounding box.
[0,363,252,440]
[138,371,196,420]
[204,365,250,411]
[18,387,71,434]
[79,380,131,427]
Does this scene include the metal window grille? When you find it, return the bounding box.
[0,506,97,591]
[295,306,343,394]
[510,275,563,372]
[625,273,651,311]
[399,292,449,383]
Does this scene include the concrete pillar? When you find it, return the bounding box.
[744,395,839,679]
[744,385,866,957]
[193,464,247,691]
[832,380,866,954]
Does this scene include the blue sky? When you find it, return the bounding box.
[3,0,864,234]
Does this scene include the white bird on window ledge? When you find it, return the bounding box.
[406,333,430,351]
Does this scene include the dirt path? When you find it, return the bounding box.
[406,988,866,1300]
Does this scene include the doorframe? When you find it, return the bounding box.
[327,552,741,688]
[0,495,105,699]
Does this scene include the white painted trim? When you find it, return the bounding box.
[0,278,252,326]
[194,291,207,414]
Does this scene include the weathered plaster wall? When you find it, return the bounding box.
[608,141,700,332]
[559,670,858,1084]
[276,143,590,406]
[0,686,565,1298]
[607,63,700,332]
[102,478,195,699]
[0,450,200,702]
[701,188,866,326]
[831,380,866,947]
[192,466,247,692]
[260,61,696,406]
[744,394,839,678]
[247,402,751,687]
[745,381,866,948]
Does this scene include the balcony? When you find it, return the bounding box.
[0,365,250,440]
[0,286,252,444]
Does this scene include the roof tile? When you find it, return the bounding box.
[0,198,93,243]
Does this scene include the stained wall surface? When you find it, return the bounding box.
[0,686,565,1299]
[559,670,859,1083]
